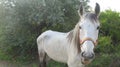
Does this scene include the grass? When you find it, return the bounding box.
[47,60,67,67]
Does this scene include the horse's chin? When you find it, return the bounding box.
[81,58,92,65]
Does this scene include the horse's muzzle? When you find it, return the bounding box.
[81,52,95,59]
[81,59,91,65]
[81,52,95,65]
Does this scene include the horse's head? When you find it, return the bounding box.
[78,3,100,64]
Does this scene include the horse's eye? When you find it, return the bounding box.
[97,26,100,30]
[79,26,82,29]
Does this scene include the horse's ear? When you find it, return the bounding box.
[78,4,83,17]
[95,3,100,17]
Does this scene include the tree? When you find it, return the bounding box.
[0,0,89,62]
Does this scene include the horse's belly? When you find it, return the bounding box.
[44,39,68,63]
[46,49,68,63]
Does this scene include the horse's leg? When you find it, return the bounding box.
[38,51,47,67]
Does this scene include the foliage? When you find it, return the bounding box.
[95,36,114,54]
[100,10,120,45]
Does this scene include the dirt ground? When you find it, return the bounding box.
[0,60,38,67]
[0,60,17,67]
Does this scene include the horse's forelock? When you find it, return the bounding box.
[85,13,98,22]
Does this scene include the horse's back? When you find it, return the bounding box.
[37,30,66,41]
[37,30,67,50]
[37,30,53,43]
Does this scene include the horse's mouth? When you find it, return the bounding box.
[81,58,92,65]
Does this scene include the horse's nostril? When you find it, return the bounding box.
[81,52,95,59]
[81,52,85,57]
[89,53,95,59]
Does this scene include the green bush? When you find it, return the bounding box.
[95,36,114,53]
[100,10,120,44]
[87,54,112,67]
